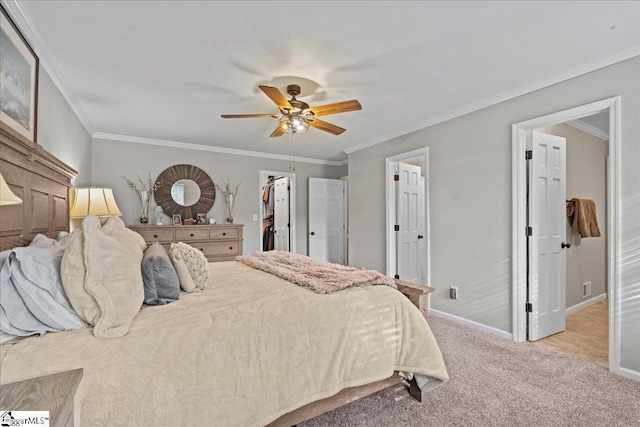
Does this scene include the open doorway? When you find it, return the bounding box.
[385,147,430,284]
[259,170,296,253]
[511,97,622,376]
[527,112,609,367]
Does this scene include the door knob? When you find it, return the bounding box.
[561,242,571,249]
[310,232,315,236]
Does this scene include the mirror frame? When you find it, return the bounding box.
[155,164,215,219]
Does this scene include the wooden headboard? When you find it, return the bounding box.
[0,125,76,251]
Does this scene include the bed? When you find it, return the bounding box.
[0,125,448,426]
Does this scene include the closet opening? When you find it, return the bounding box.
[259,170,296,253]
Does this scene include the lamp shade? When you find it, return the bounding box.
[0,173,23,206]
[69,187,122,218]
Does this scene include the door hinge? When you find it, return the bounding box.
[526,226,532,236]
[525,303,533,313]
[394,224,400,231]
[394,174,399,181]
[525,150,532,160]
[394,274,400,280]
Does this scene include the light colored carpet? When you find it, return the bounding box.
[300,314,640,427]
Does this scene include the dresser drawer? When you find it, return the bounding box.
[175,228,209,241]
[200,241,241,257]
[129,224,243,262]
[209,227,240,240]
[136,228,174,242]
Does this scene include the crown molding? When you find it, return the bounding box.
[1,0,96,135]
[345,47,639,155]
[566,119,609,141]
[92,132,348,166]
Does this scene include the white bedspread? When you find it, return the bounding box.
[0,261,448,426]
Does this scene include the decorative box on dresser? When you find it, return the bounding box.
[129,224,243,262]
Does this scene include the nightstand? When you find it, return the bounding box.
[0,369,83,427]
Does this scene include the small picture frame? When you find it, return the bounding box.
[196,213,207,224]
[172,214,182,225]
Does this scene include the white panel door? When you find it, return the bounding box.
[397,163,424,283]
[274,177,290,251]
[309,178,345,264]
[528,131,567,341]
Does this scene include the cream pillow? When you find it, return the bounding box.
[61,216,145,339]
[169,250,197,292]
[169,242,209,290]
[61,229,100,325]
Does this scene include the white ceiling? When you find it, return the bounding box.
[7,1,640,163]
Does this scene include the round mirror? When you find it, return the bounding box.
[155,164,215,219]
[171,179,201,206]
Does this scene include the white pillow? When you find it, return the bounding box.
[169,250,197,292]
[169,242,209,290]
[61,216,146,339]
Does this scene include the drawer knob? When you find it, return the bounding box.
[199,248,204,252]
[229,246,233,250]
[222,232,226,236]
[153,234,158,238]
[190,233,194,237]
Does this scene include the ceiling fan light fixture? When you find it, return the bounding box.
[279,115,309,134]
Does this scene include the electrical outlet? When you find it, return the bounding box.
[582,281,592,298]
[449,286,458,300]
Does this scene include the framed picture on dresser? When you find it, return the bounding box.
[172,214,182,225]
[0,5,39,144]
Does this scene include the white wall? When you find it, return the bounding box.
[347,57,640,374]
[537,123,608,308]
[91,138,347,255]
[36,67,92,186]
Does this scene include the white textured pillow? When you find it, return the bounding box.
[169,242,209,290]
[61,216,145,338]
[169,250,197,292]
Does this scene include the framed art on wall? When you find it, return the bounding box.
[0,5,39,144]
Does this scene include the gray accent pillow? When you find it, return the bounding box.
[142,243,180,305]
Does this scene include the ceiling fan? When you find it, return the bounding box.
[221,84,362,137]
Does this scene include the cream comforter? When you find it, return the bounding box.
[0,261,448,426]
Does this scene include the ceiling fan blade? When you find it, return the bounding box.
[221,114,279,118]
[308,100,362,117]
[270,125,286,138]
[259,85,293,111]
[308,118,346,135]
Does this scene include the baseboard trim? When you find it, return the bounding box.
[429,309,512,340]
[617,367,640,382]
[566,293,607,316]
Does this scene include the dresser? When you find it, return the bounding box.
[129,224,243,262]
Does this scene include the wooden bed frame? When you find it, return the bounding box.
[0,125,75,251]
[0,124,434,426]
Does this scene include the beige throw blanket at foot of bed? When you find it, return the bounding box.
[1,261,448,427]
[237,250,396,293]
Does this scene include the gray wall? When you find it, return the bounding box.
[538,123,608,309]
[348,57,639,374]
[36,67,92,186]
[91,138,347,255]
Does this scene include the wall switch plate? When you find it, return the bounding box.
[252,213,258,221]
[449,286,458,300]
